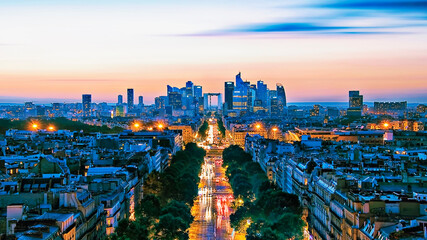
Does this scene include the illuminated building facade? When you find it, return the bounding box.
[347,90,363,117]
[82,94,91,117]
[224,81,234,110]
[232,73,248,114]
[127,88,134,110]
[168,92,182,110]
[374,101,407,113]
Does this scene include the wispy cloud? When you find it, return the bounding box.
[189,0,427,36]
[189,22,395,36]
[323,0,427,10]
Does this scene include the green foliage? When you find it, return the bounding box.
[217,119,226,138]
[223,145,306,240]
[197,120,209,139]
[116,143,205,240]
[0,117,123,134]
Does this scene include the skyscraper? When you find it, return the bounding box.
[349,90,363,108]
[138,96,144,107]
[256,80,268,107]
[118,95,123,104]
[348,90,363,117]
[155,96,166,109]
[233,72,248,114]
[127,88,134,110]
[186,81,194,97]
[194,85,203,98]
[270,97,279,116]
[168,92,182,110]
[276,83,286,114]
[167,85,180,94]
[82,94,91,117]
[224,81,234,110]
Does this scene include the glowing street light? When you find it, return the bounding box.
[158,123,164,129]
[31,123,38,130]
[272,127,278,132]
[48,126,55,131]
[383,122,389,128]
[255,124,261,130]
[133,123,140,128]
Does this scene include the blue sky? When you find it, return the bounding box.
[0,0,426,103]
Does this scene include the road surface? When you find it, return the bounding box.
[189,119,237,240]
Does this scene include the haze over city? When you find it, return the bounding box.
[1,0,427,103]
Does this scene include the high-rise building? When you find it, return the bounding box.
[155,96,166,109]
[138,96,144,107]
[118,95,123,104]
[248,88,256,113]
[349,91,363,108]
[127,89,134,110]
[270,97,279,116]
[276,84,286,114]
[233,73,248,114]
[194,85,203,98]
[185,81,194,97]
[167,85,180,94]
[168,92,182,110]
[374,101,407,112]
[348,90,363,117]
[256,80,268,107]
[224,81,234,110]
[82,94,92,117]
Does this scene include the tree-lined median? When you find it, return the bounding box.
[223,145,305,240]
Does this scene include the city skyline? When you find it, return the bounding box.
[1,0,427,103]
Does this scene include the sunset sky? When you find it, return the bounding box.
[1,0,426,104]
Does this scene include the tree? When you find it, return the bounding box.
[137,194,161,218]
[155,213,189,240]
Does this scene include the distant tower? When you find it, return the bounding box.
[349,90,363,108]
[186,81,194,97]
[194,85,203,98]
[224,81,234,110]
[127,88,134,110]
[118,95,123,104]
[82,94,92,117]
[256,80,268,107]
[232,72,248,114]
[347,90,363,117]
[276,83,286,114]
[138,96,144,107]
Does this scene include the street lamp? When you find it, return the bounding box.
[31,123,39,131]
[158,123,164,129]
[48,126,55,131]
